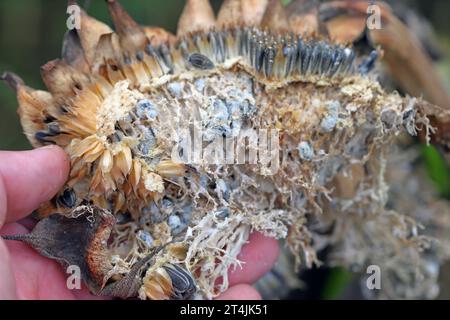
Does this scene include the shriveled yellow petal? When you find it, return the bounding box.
[144,280,170,300]
[116,146,133,176]
[103,172,117,192]
[113,192,126,213]
[156,160,186,177]
[83,141,105,163]
[154,268,173,294]
[130,160,142,189]
[91,166,103,192]
[100,150,113,173]
[70,136,100,158]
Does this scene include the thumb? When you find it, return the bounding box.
[0,145,69,226]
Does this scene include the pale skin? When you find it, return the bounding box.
[0,145,279,300]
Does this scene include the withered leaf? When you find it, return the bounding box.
[100,245,166,299]
[100,254,152,299]
[2,206,115,294]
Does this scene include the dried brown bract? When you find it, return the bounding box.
[2,206,114,294]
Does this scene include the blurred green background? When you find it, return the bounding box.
[0,0,449,299]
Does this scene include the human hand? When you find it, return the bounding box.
[0,146,279,300]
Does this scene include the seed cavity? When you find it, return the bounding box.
[298,141,314,161]
[167,82,183,98]
[320,100,340,133]
[137,230,154,248]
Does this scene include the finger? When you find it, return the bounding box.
[216,284,261,300]
[228,232,279,286]
[1,223,76,299]
[0,172,7,228]
[0,146,70,226]
[0,239,17,299]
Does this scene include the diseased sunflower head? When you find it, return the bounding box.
[2,0,450,300]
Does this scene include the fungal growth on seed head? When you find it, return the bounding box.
[2,0,450,299]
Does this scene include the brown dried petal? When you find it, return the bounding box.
[287,0,325,37]
[217,0,243,27]
[177,0,216,36]
[107,0,148,51]
[62,29,90,73]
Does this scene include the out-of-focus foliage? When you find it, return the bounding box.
[422,145,450,198]
[322,267,352,300]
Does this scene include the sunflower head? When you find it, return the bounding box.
[2,0,448,300]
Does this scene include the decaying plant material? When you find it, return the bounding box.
[2,0,450,299]
[321,0,450,161]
